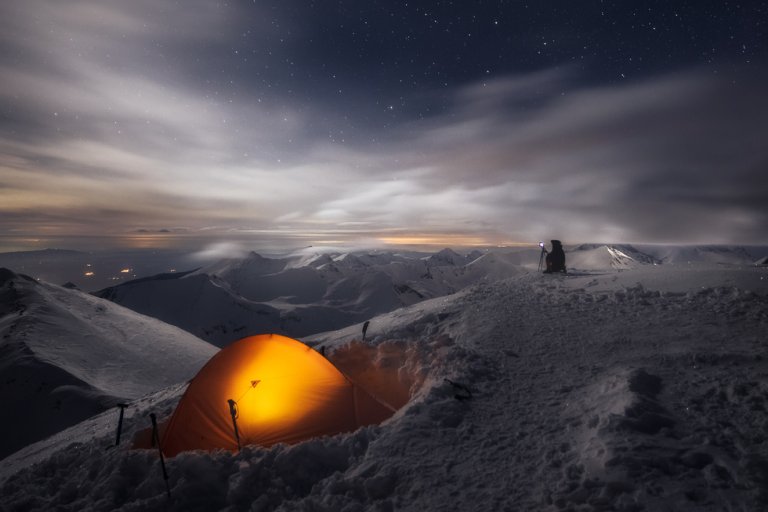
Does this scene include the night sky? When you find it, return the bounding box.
[1,1,767,252]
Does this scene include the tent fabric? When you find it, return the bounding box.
[160,334,395,456]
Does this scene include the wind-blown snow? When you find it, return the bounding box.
[1,251,767,511]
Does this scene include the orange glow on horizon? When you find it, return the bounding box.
[376,235,492,247]
[121,235,178,249]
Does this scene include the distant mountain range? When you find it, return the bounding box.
[91,245,766,347]
[92,248,526,347]
[569,244,764,269]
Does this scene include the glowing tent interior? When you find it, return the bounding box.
[159,334,397,456]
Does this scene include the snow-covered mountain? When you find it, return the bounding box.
[564,243,767,271]
[93,248,524,347]
[567,244,661,270]
[2,262,767,511]
[0,268,217,459]
[642,245,761,265]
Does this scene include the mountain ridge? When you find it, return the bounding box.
[0,268,217,458]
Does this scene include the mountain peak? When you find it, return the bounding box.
[0,267,19,285]
[0,268,38,287]
[426,248,465,266]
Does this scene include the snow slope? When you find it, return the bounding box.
[0,268,217,460]
[2,261,767,511]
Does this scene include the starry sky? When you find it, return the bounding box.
[1,1,767,252]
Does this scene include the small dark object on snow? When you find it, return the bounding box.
[445,379,472,400]
[362,320,370,340]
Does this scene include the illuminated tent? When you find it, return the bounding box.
[160,334,396,456]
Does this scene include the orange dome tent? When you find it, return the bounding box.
[160,334,396,456]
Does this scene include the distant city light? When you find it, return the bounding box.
[120,268,131,273]
[84,271,95,276]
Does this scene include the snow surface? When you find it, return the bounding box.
[0,268,217,460]
[1,250,768,511]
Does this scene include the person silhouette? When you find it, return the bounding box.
[543,240,566,273]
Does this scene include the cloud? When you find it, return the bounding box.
[1,1,766,248]
[189,242,250,262]
[373,69,768,243]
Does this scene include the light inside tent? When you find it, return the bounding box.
[219,338,347,430]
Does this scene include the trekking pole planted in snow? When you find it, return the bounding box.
[537,242,547,272]
[227,399,242,450]
[114,403,128,446]
[149,413,171,499]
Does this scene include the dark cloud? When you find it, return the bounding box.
[398,69,768,242]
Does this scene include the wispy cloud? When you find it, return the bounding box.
[1,1,766,249]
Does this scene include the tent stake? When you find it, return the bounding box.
[114,403,128,446]
[150,413,171,499]
[227,399,242,450]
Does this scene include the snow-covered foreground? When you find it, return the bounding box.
[2,263,767,511]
